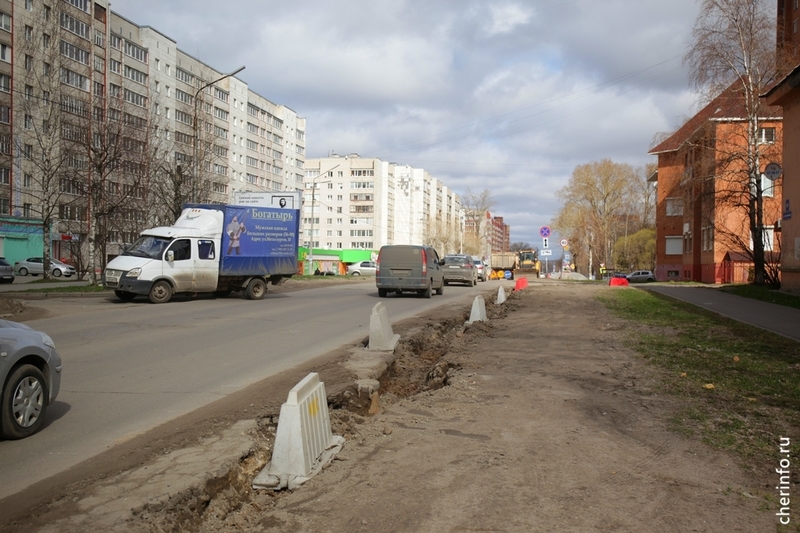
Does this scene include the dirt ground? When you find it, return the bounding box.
[0,282,778,532]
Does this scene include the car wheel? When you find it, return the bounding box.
[1,364,48,440]
[18,268,28,276]
[245,278,267,300]
[436,283,444,295]
[115,290,136,301]
[422,285,432,298]
[351,271,361,276]
[148,280,173,304]
[378,288,388,297]
[52,269,62,278]
[469,277,474,287]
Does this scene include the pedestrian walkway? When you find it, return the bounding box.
[644,285,800,342]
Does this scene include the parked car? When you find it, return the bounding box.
[347,261,377,276]
[442,254,478,286]
[14,258,77,278]
[627,270,655,283]
[472,257,488,282]
[0,258,15,283]
[0,320,62,439]
[376,245,444,298]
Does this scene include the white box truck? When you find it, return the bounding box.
[104,204,299,303]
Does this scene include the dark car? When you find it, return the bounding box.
[442,254,477,286]
[0,258,15,283]
[376,245,444,298]
[0,320,62,439]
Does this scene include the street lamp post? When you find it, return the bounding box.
[306,164,339,275]
[192,65,246,203]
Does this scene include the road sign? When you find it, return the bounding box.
[764,162,782,181]
[542,237,549,248]
[539,226,551,238]
[540,249,552,256]
[560,238,568,247]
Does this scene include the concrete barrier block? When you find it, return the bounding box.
[253,373,345,491]
[496,286,507,305]
[368,302,400,351]
[467,295,487,324]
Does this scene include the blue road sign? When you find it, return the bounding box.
[504,270,513,280]
[539,226,551,238]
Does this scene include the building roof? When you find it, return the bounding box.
[649,83,780,155]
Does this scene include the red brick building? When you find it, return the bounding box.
[761,0,800,292]
[649,87,783,283]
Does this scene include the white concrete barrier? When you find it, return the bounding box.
[368,302,400,350]
[253,373,345,491]
[466,295,487,324]
[496,286,507,305]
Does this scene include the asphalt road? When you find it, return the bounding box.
[0,279,500,499]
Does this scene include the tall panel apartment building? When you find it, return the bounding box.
[303,154,462,252]
[0,0,304,269]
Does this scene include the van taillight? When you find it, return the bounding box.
[421,249,428,275]
[376,254,381,275]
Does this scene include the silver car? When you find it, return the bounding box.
[347,261,377,276]
[442,254,478,286]
[0,257,15,283]
[627,270,655,283]
[14,257,77,278]
[0,320,62,439]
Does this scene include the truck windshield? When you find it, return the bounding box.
[122,235,172,259]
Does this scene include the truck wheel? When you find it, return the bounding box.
[115,290,136,301]
[378,288,388,297]
[1,364,48,440]
[245,278,267,300]
[422,285,432,298]
[148,281,172,304]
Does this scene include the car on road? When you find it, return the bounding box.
[0,320,62,439]
[0,258,15,283]
[376,244,444,298]
[347,261,377,276]
[626,270,655,283]
[14,257,77,278]
[472,257,488,282]
[442,254,478,286]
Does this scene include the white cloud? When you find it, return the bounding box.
[108,0,702,245]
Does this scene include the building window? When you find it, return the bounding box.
[23,203,32,218]
[665,197,683,216]
[757,127,776,144]
[0,74,10,93]
[0,43,10,62]
[25,0,32,12]
[24,25,32,40]
[665,236,682,255]
[0,13,10,32]
[24,54,33,71]
[0,198,8,215]
[762,174,775,198]
[24,115,33,129]
[0,167,9,184]
[0,106,8,124]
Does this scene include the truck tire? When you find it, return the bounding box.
[245,278,267,300]
[422,285,432,298]
[148,281,172,304]
[115,290,136,301]
[378,288,388,297]
[1,364,48,440]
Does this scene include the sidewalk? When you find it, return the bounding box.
[643,284,800,342]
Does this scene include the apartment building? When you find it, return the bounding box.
[0,0,305,269]
[302,154,463,253]
[649,85,783,283]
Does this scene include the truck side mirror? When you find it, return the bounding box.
[167,250,174,262]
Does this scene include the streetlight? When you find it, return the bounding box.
[192,65,246,203]
[306,164,339,275]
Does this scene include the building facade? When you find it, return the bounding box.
[302,154,464,254]
[649,87,783,284]
[0,0,305,271]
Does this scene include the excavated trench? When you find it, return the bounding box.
[129,292,514,533]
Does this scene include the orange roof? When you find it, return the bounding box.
[649,83,780,155]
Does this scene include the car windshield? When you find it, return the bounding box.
[122,235,172,259]
[445,257,468,265]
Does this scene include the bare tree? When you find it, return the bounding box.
[460,188,495,258]
[423,219,458,256]
[684,0,781,285]
[554,159,638,277]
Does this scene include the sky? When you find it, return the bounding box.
[108,0,702,246]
